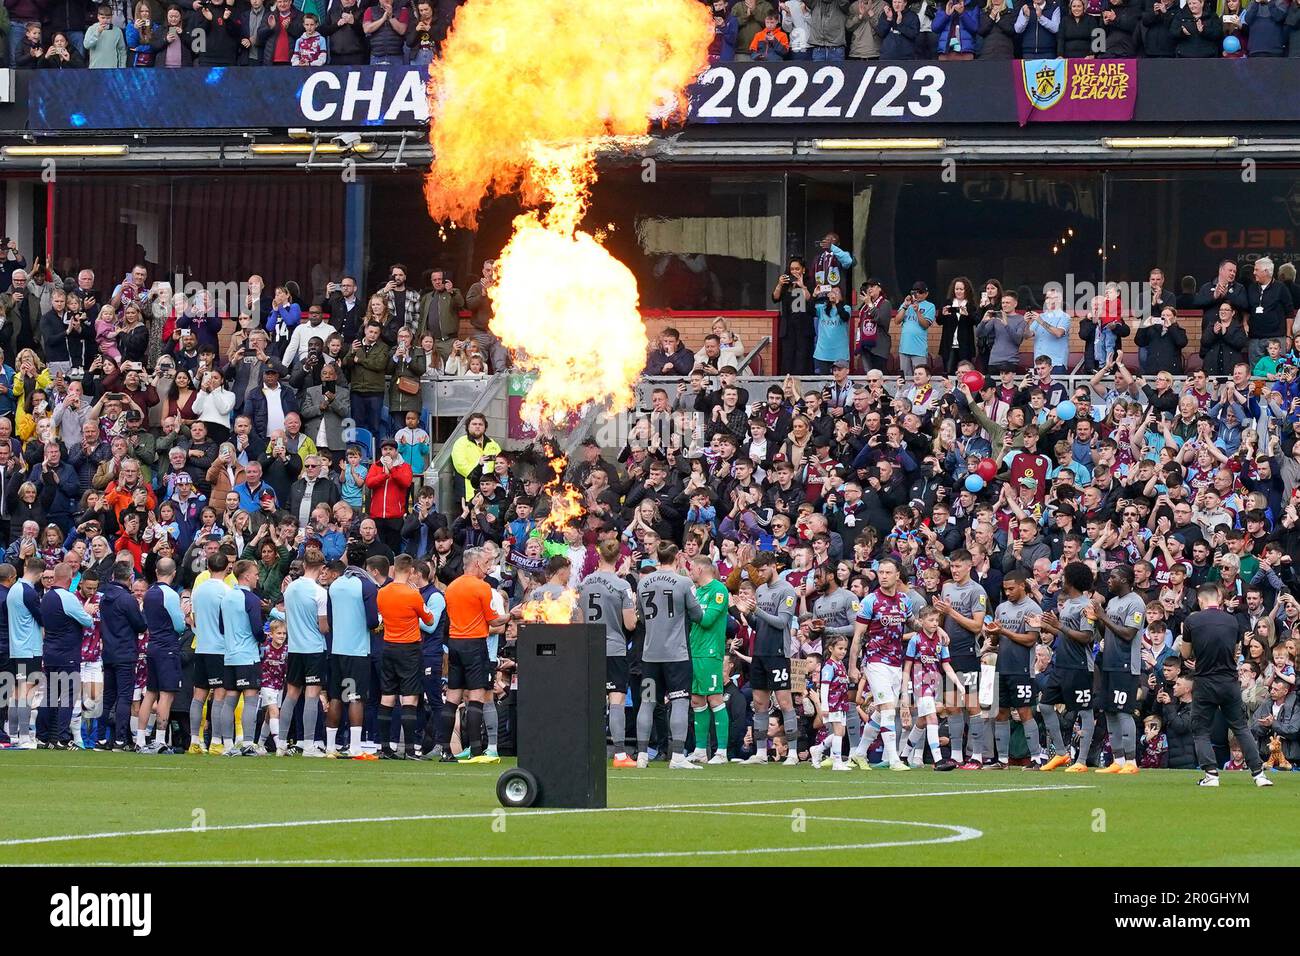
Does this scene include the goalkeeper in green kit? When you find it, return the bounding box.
[687,554,731,765]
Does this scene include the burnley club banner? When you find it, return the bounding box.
[1014,58,1137,125]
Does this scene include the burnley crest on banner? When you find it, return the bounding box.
[1024,58,1066,110]
[1014,57,1138,125]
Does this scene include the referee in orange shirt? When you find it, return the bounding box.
[375,554,436,760]
[443,546,516,763]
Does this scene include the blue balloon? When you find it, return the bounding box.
[1223,35,1241,53]
[964,473,986,493]
[1056,400,1077,422]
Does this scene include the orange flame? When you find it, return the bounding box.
[519,589,580,624]
[424,0,714,421]
[534,454,585,537]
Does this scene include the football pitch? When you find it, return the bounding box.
[1,753,1295,867]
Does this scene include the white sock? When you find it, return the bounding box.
[927,724,943,762]
[326,727,337,753]
[270,718,281,746]
[881,718,899,763]
[831,733,845,764]
[130,715,139,735]
[1113,755,1126,767]
[135,728,146,748]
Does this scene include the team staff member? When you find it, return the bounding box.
[1182,584,1273,789]
[188,552,232,755]
[6,558,43,749]
[139,558,187,754]
[325,560,379,760]
[219,559,265,757]
[39,562,95,749]
[97,562,143,751]
[279,550,331,756]
[375,553,436,760]
[442,546,515,764]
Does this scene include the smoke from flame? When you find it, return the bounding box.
[425,0,714,420]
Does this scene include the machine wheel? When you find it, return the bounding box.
[496,768,540,808]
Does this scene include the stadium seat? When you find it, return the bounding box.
[350,427,375,461]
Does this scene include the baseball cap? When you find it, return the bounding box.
[379,438,398,452]
[832,359,850,370]
[1018,476,1037,488]
[911,281,929,294]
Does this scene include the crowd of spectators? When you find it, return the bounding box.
[3,229,1300,772]
[0,0,457,67]
[709,0,1300,61]
[4,0,1298,70]
[620,334,1300,768]
[770,242,1300,380]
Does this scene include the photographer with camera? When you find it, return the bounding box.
[0,266,38,360]
[39,287,75,379]
[0,238,28,294]
[464,258,509,373]
[343,321,389,441]
[282,303,337,371]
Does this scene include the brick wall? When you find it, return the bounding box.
[455,310,781,371]
[921,310,1209,370]
[641,311,779,371]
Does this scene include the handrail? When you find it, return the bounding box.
[735,335,771,374]
[428,372,507,505]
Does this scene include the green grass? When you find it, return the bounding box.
[0,752,1295,866]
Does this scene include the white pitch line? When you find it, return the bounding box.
[6,760,499,779]
[4,757,1082,787]
[13,814,984,865]
[0,784,1089,849]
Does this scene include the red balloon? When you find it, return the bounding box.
[961,370,985,392]
[976,458,997,482]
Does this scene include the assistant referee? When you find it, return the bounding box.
[442,546,515,763]
[1180,584,1273,789]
